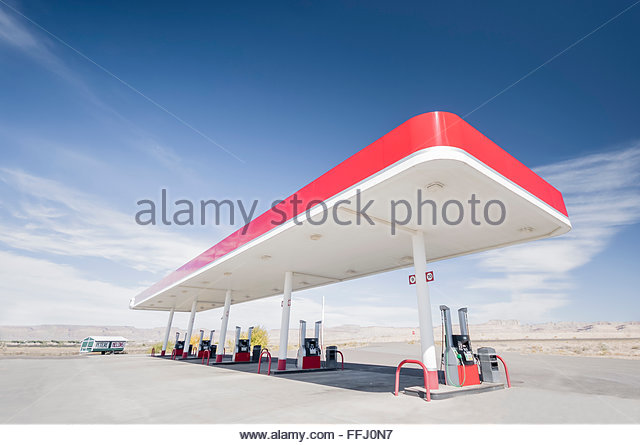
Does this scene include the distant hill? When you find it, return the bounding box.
[1,321,638,343]
[0,325,173,342]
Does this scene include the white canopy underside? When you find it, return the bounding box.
[131,146,570,312]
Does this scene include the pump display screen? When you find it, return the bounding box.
[304,339,319,356]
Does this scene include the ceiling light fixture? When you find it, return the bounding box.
[261,255,272,261]
[310,234,322,241]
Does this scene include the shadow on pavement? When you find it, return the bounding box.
[155,355,427,394]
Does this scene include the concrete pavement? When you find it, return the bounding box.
[1,343,638,423]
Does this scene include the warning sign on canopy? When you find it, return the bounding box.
[408,271,434,285]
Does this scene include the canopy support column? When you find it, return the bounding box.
[411,230,438,388]
[182,299,198,359]
[216,290,232,363]
[161,307,175,356]
[277,271,293,370]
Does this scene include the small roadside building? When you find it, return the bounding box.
[79,336,128,354]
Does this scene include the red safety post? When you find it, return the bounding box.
[394,359,431,402]
[336,350,345,370]
[151,347,155,357]
[257,349,272,375]
[171,349,177,360]
[201,350,210,365]
[495,355,511,388]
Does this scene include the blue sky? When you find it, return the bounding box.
[0,1,639,329]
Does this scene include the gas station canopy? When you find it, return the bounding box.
[130,112,570,313]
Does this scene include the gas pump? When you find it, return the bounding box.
[197,329,213,358]
[173,332,186,357]
[296,320,321,369]
[233,326,253,362]
[208,330,217,357]
[439,305,480,387]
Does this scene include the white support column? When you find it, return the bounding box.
[197,330,204,354]
[216,290,232,363]
[182,299,198,359]
[411,230,438,386]
[277,271,293,370]
[161,307,175,356]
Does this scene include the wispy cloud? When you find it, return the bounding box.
[0,5,51,59]
[468,144,640,321]
[0,4,36,46]
[134,138,202,180]
[0,168,207,274]
[0,2,242,162]
[0,5,98,99]
[1,8,184,168]
[0,249,146,325]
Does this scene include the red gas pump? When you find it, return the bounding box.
[172,332,186,358]
[197,330,215,358]
[296,320,322,370]
[440,306,481,387]
[233,326,253,362]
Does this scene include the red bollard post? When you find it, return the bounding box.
[336,351,344,370]
[257,349,272,375]
[394,359,431,402]
[495,355,511,388]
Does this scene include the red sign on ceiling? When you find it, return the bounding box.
[408,271,434,285]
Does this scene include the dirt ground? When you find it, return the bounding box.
[1,337,638,359]
[472,338,640,359]
[0,344,150,357]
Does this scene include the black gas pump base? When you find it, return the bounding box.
[210,360,254,366]
[205,356,254,365]
[403,381,504,400]
[271,367,339,375]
